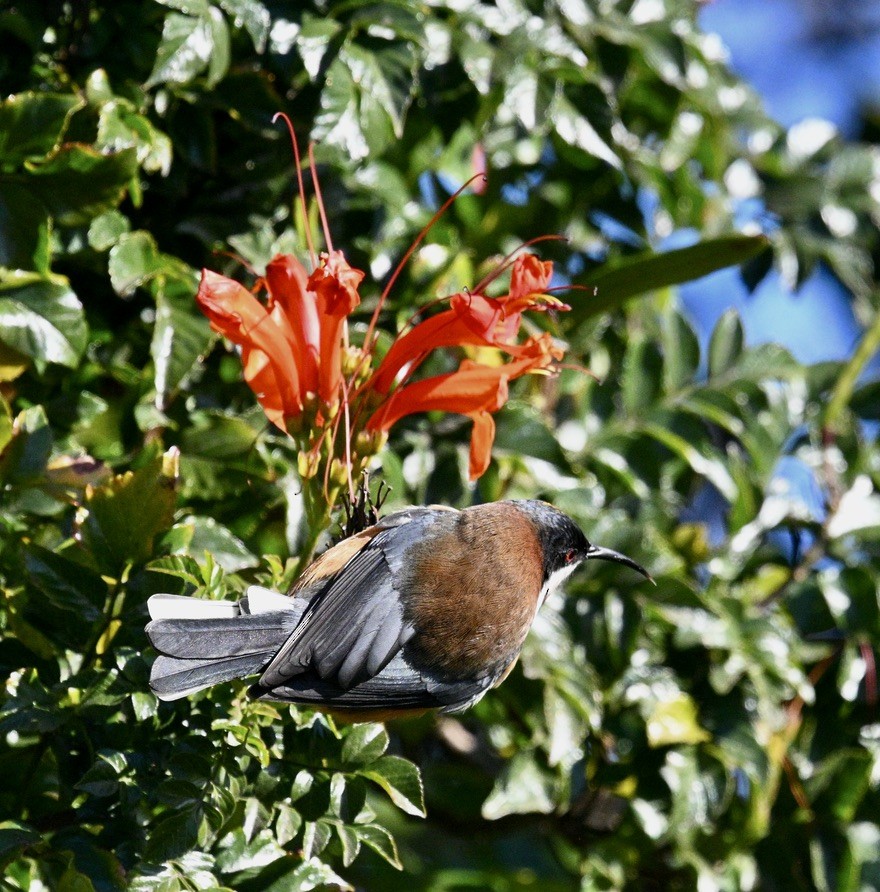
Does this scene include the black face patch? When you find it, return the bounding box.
[511,500,590,579]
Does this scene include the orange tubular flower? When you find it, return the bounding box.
[196,115,573,492]
[367,334,564,479]
[197,251,366,433]
[370,253,562,395]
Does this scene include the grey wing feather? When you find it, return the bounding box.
[258,510,449,692]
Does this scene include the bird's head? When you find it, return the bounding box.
[514,500,652,601]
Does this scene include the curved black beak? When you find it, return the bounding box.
[586,544,654,584]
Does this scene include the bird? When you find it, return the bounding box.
[145,500,650,722]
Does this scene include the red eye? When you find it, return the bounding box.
[565,549,576,564]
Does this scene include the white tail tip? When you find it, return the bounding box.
[242,586,293,614]
[147,594,239,621]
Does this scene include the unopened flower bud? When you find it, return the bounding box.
[297,450,320,479]
[356,429,388,458]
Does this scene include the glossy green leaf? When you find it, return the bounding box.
[96,100,173,175]
[146,12,216,88]
[646,692,711,747]
[493,403,572,467]
[481,752,555,820]
[622,338,663,414]
[353,824,401,870]
[108,231,164,296]
[173,515,259,572]
[151,288,211,407]
[24,546,106,621]
[0,271,86,370]
[662,311,700,392]
[340,723,389,767]
[217,0,271,52]
[361,756,426,817]
[570,235,769,323]
[144,804,203,863]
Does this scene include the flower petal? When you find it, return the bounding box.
[468,410,495,479]
[196,269,302,425]
[265,254,320,397]
[509,253,553,300]
[368,361,510,432]
[307,250,365,405]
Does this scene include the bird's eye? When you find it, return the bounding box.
[565,549,577,564]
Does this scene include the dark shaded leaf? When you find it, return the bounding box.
[0,92,82,165]
[25,145,138,225]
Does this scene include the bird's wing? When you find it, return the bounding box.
[250,650,491,715]
[257,508,453,693]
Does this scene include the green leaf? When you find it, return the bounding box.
[108,231,164,296]
[621,338,663,414]
[481,752,556,819]
[206,7,231,87]
[57,864,97,892]
[361,755,426,817]
[646,692,711,747]
[76,450,179,576]
[0,271,86,370]
[353,823,402,870]
[0,395,11,455]
[0,182,50,272]
[152,287,212,407]
[708,309,745,378]
[75,760,120,798]
[87,209,131,252]
[144,805,204,863]
[314,40,416,161]
[172,515,259,572]
[217,0,270,52]
[96,99,173,175]
[570,235,769,323]
[252,856,352,892]
[275,804,302,846]
[25,145,139,225]
[0,405,51,483]
[341,723,389,767]
[662,311,700,392]
[146,12,216,88]
[639,422,737,499]
[493,404,572,467]
[550,93,621,170]
[0,93,83,166]
[24,545,107,621]
[0,821,42,864]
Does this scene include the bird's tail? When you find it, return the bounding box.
[145,587,304,701]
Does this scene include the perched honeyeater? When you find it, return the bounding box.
[146,500,650,722]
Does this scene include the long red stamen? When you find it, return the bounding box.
[400,293,459,333]
[364,172,488,351]
[308,142,334,255]
[214,249,258,276]
[559,360,601,382]
[473,234,567,294]
[341,379,356,502]
[273,112,317,268]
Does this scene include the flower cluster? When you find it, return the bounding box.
[195,119,571,527]
[197,252,564,483]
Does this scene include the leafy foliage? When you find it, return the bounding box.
[1,1,879,890]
